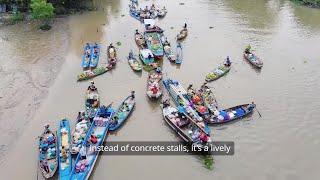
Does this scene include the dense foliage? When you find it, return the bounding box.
[30,0,54,29]
[293,0,320,7]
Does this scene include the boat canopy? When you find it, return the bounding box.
[140,49,154,58]
[144,19,155,29]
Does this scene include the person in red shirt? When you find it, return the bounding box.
[151,86,158,94]
[89,134,98,144]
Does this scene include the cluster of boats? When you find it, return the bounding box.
[38,85,135,179]
[129,0,167,22]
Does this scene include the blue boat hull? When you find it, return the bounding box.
[69,107,114,180]
[176,44,182,64]
[82,45,92,68]
[90,45,100,67]
[129,10,143,21]
[109,96,135,131]
[58,119,72,180]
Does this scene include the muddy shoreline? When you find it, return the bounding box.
[0,17,70,164]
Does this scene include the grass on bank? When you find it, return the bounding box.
[8,13,25,24]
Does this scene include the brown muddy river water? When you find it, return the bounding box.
[1,0,320,179]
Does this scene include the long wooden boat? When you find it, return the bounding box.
[71,111,90,155]
[206,104,255,125]
[134,31,146,48]
[127,51,142,71]
[90,44,100,68]
[38,129,58,179]
[139,49,155,65]
[77,67,110,81]
[58,119,72,180]
[163,41,176,62]
[85,90,100,119]
[200,89,218,113]
[82,44,92,68]
[157,8,167,17]
[147,68,163,99]
[163,79,211,134]
[205,62,231,82]
[177,28,188,40]
[69,107,114,180]
[176,43,183,64]
[243,52,263,68]
[109,95,135,131]
[162,100,212,148]
[144,32,164,58]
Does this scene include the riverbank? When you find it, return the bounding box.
[0,17,69,164]
[291,0,320,8]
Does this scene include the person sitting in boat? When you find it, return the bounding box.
[40,159,49,173]
[201,82,209,91]
[112,116,119,126]
[44,124,52,134]
[135,29,139,35]
[148,53,152,61]
[151,85,158,94]
[109,43,114,50]
[163,99,170,108]
[87,81,97,92]
[89,134,98,144]
[245,44,251,54]
[94,46,98,53]
[60,145,68,160]
[163,6,166,11]
[184,23,187,30]
[247,102,256,111]
[199,132,209,143]
[225,56,231,67]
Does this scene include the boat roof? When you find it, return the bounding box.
[140,49,154,58]
[144,19,155,28]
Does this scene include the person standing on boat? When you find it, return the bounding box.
[225,56,231,67]
[247,102,256,111]
[184,23,187,29]
[79,145,86,160]
[131,91,135,99]
[44,124,51,134]
[245,44,251,54]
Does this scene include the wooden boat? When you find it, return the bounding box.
[139,49,155,65]
[77,66,110,81]
[243,52,263,68]
[58,119,72,180]
[127,51,142,71]
[177,28,188,40]
[144,32,164,58]
[90,44,100,68]
[134,31,146,48]
[38,129,58,179]
[206,104,255,125]
[144,19,164,33]
[109,95,135,131]
[147,68,163,99]
[163,41,176,62]
[176,43,183,64]
[200,88,218,113]
[85,90,100,119]
[71,111,90,155]
[162,100,211,147]
[186,87,209,116]
[163,79,211,134]
[69,107,114,180]
[205,62,231,82]
[82,44,92,68]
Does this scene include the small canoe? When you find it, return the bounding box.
[162,101,212,147]
[144,32,164,58]
[77,67,109,81]
[163,41,176,62]
[139,49,155,65]
[157,9,167,17]
[176,43,183,64]
[109,96,135,131]
[177,28,188,40]
[206,104,255,125]
[134,31,146,48]
[71,111,90,155]
[85,90,100,119]
[90,44,100,68]
[201,89,218,113]
[147,68,163,99]
[58,119,72,180]
[69,107,114,180]
[127,52,142,71]
[38,129,58,179]
[82,44,92,68]
[243,52,263,68]
[205,62,231,82]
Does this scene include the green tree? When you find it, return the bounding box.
[30,0,54,30]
